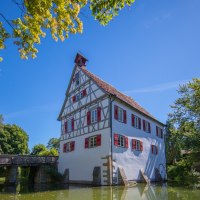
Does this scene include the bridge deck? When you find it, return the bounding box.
[0,155,58,166]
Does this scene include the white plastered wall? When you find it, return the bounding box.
[111,100,166,183]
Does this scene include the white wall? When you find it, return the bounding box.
[58,128,111,185]
[112,100,166,183]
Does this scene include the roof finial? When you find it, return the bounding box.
[74,53,88,67]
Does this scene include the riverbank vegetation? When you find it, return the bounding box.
[166,78,200,187]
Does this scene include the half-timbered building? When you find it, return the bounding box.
[58,53,167,186]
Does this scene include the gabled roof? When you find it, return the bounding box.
[80,66,164,126]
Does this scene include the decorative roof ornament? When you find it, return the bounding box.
[74,53,88,67]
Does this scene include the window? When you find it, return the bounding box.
[132,139,143,151]
[64,118,74,133]
[151,145,158,155]
[132,114,141,129]
[74,72,80,87]
[72,89,87,103]
[114,105,127,124]
[156,126,163,138]
[91,109,97,123]
[85,135,101,148]
[89,136,97,148]
[87,107,101,125]
[63,141,75,153]
[143,120,151,133]
[114,134,128,148]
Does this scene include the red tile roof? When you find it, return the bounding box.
[81,66,162,124]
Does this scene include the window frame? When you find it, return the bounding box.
[89,136,97,148]
[118,107,124,123]
[74,72,80,87]
[91,108,97,124]
[156,126,163,138]
[118,135,125,147]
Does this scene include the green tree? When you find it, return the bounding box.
[47,138,60,151]
[0,114,3,131]
[0,0,135,61]
[31,144,58,156]
[31,144,47,155]
[168,78,200,153]
[167,78,200,184]
[0,124,29,154]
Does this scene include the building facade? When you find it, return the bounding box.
[58,53,166,185]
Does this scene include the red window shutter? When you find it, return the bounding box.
[125,137,128,148]
[156,126,158,136]
[71,118,74,131]
[140,141,143,151]
[139,118,141,129]
[63,143,66,153]
[114,105,118,120]
[96,134,101,146]
[72,95,76,103]
[64,122,68,133]
[85,138,89,148]
[123,110,127,124]
[97,107,101,122]
[143,120,146,131]
[114,134,118,146]
[83,89,87,97]
[132,114,135,126]
[87,111,91,125]
[71,141,75,151]
[161,129,163,138]
[132,139,136,150]
[148,123,151,133]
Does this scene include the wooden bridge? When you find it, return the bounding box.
[0,155,58,184]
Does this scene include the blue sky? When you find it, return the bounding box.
[0,0,200,149]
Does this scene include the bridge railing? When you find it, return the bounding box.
[0,155,58,166]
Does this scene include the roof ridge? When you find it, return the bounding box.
[80,66,161,123]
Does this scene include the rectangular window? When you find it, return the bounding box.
[156,126,163,138]
[67,119,72,132]
[72,89,87,103]
[64,118,74,133]
[118,107,123,122]
[63,141,75,153]
[151,145,158,155]
[74,72,80,87]
[85,134,101,149]
[132,139,143,151]
[118,135,124,147]
[132,114,141,129]
[143,120,151,133]
[114,105,127,123]
[114,134,129,148]
[91,109,97,123]
[89,136,97,148]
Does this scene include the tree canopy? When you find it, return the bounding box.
[47,137,60,151]
[0,0,135,61]
[166,78,200,185]
[31,138,59,156]
[168,78,200,153]
[0,123,29,154]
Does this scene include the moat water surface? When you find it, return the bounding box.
[0,183,199,200]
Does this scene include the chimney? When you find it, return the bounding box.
[74,53,88,67]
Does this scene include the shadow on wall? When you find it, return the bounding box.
[143,141,166,181]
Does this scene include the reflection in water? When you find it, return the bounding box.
[0,183,199,200]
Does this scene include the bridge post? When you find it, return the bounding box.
[5,166,18,184]
[34,165,52,183]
